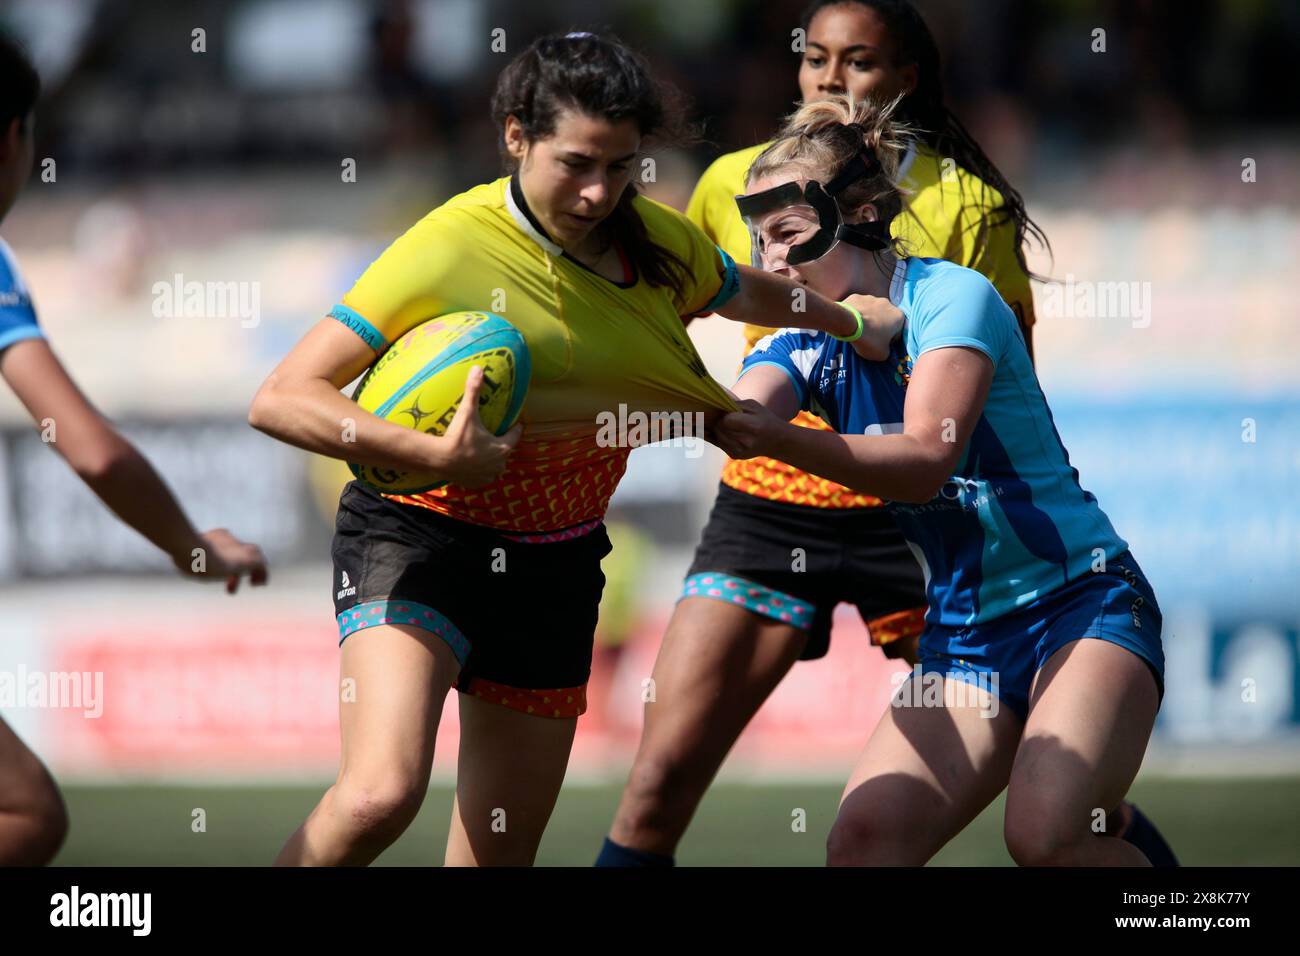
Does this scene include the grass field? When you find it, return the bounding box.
[53,776,1300,866]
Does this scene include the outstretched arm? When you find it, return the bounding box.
[712,264,903,361]
[0,338,268,591]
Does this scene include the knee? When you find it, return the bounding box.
[624,753,698,816]
[1004,807,1078,867]
[333,775,425,843]
[2,792,69,866]
[826,811,898,867]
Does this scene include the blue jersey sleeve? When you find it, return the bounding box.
[908,267,1014,367]
[737,328,827,409]
[0,240,43,353]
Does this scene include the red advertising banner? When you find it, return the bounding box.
[41,606,907,779]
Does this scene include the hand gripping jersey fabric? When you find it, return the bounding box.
[0,238,45,353]
[331,176,739,533]
[685,140,1036,509]
[739,257,1126,628]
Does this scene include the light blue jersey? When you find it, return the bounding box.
[741,257,1128,627]
[0,238,44,353]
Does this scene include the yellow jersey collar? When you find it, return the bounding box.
[505,172,564,257]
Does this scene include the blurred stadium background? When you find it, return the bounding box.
[0,0,1297,864]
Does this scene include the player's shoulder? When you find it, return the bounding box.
[698,142,771,195]
[0,237,25,287]
[0,236,35,308]
[687,143,769,241]
[440,176,508,212]
[907,256,1002,301]
[0,236,43,346]
[750,326,827,357]
[418,177,509,232]
[386,178,513,263]
[904,257,1015,347]
[635,191,711,252]
[903,142,1007,215]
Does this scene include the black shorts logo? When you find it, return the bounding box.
[337,569,357,601]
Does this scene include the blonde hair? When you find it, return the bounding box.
[747,93,913,256]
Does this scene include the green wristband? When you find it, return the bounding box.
[831,303,865,342]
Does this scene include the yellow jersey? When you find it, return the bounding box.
[334,175,738,534]
[685,140,1036,509]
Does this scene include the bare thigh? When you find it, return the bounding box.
[830,676,1023,865]
[274,623,459,866]
[1004,638,1160,866]
[444,692,578,866]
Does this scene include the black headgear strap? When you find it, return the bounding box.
[735,146,891,265]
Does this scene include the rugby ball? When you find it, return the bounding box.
[348,311,530,493]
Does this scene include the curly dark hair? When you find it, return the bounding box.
[491,31,700,301]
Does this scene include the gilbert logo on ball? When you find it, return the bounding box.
[349,311,530,493]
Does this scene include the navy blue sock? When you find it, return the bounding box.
[594,836,675,867]
[1117,802,1180,867]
